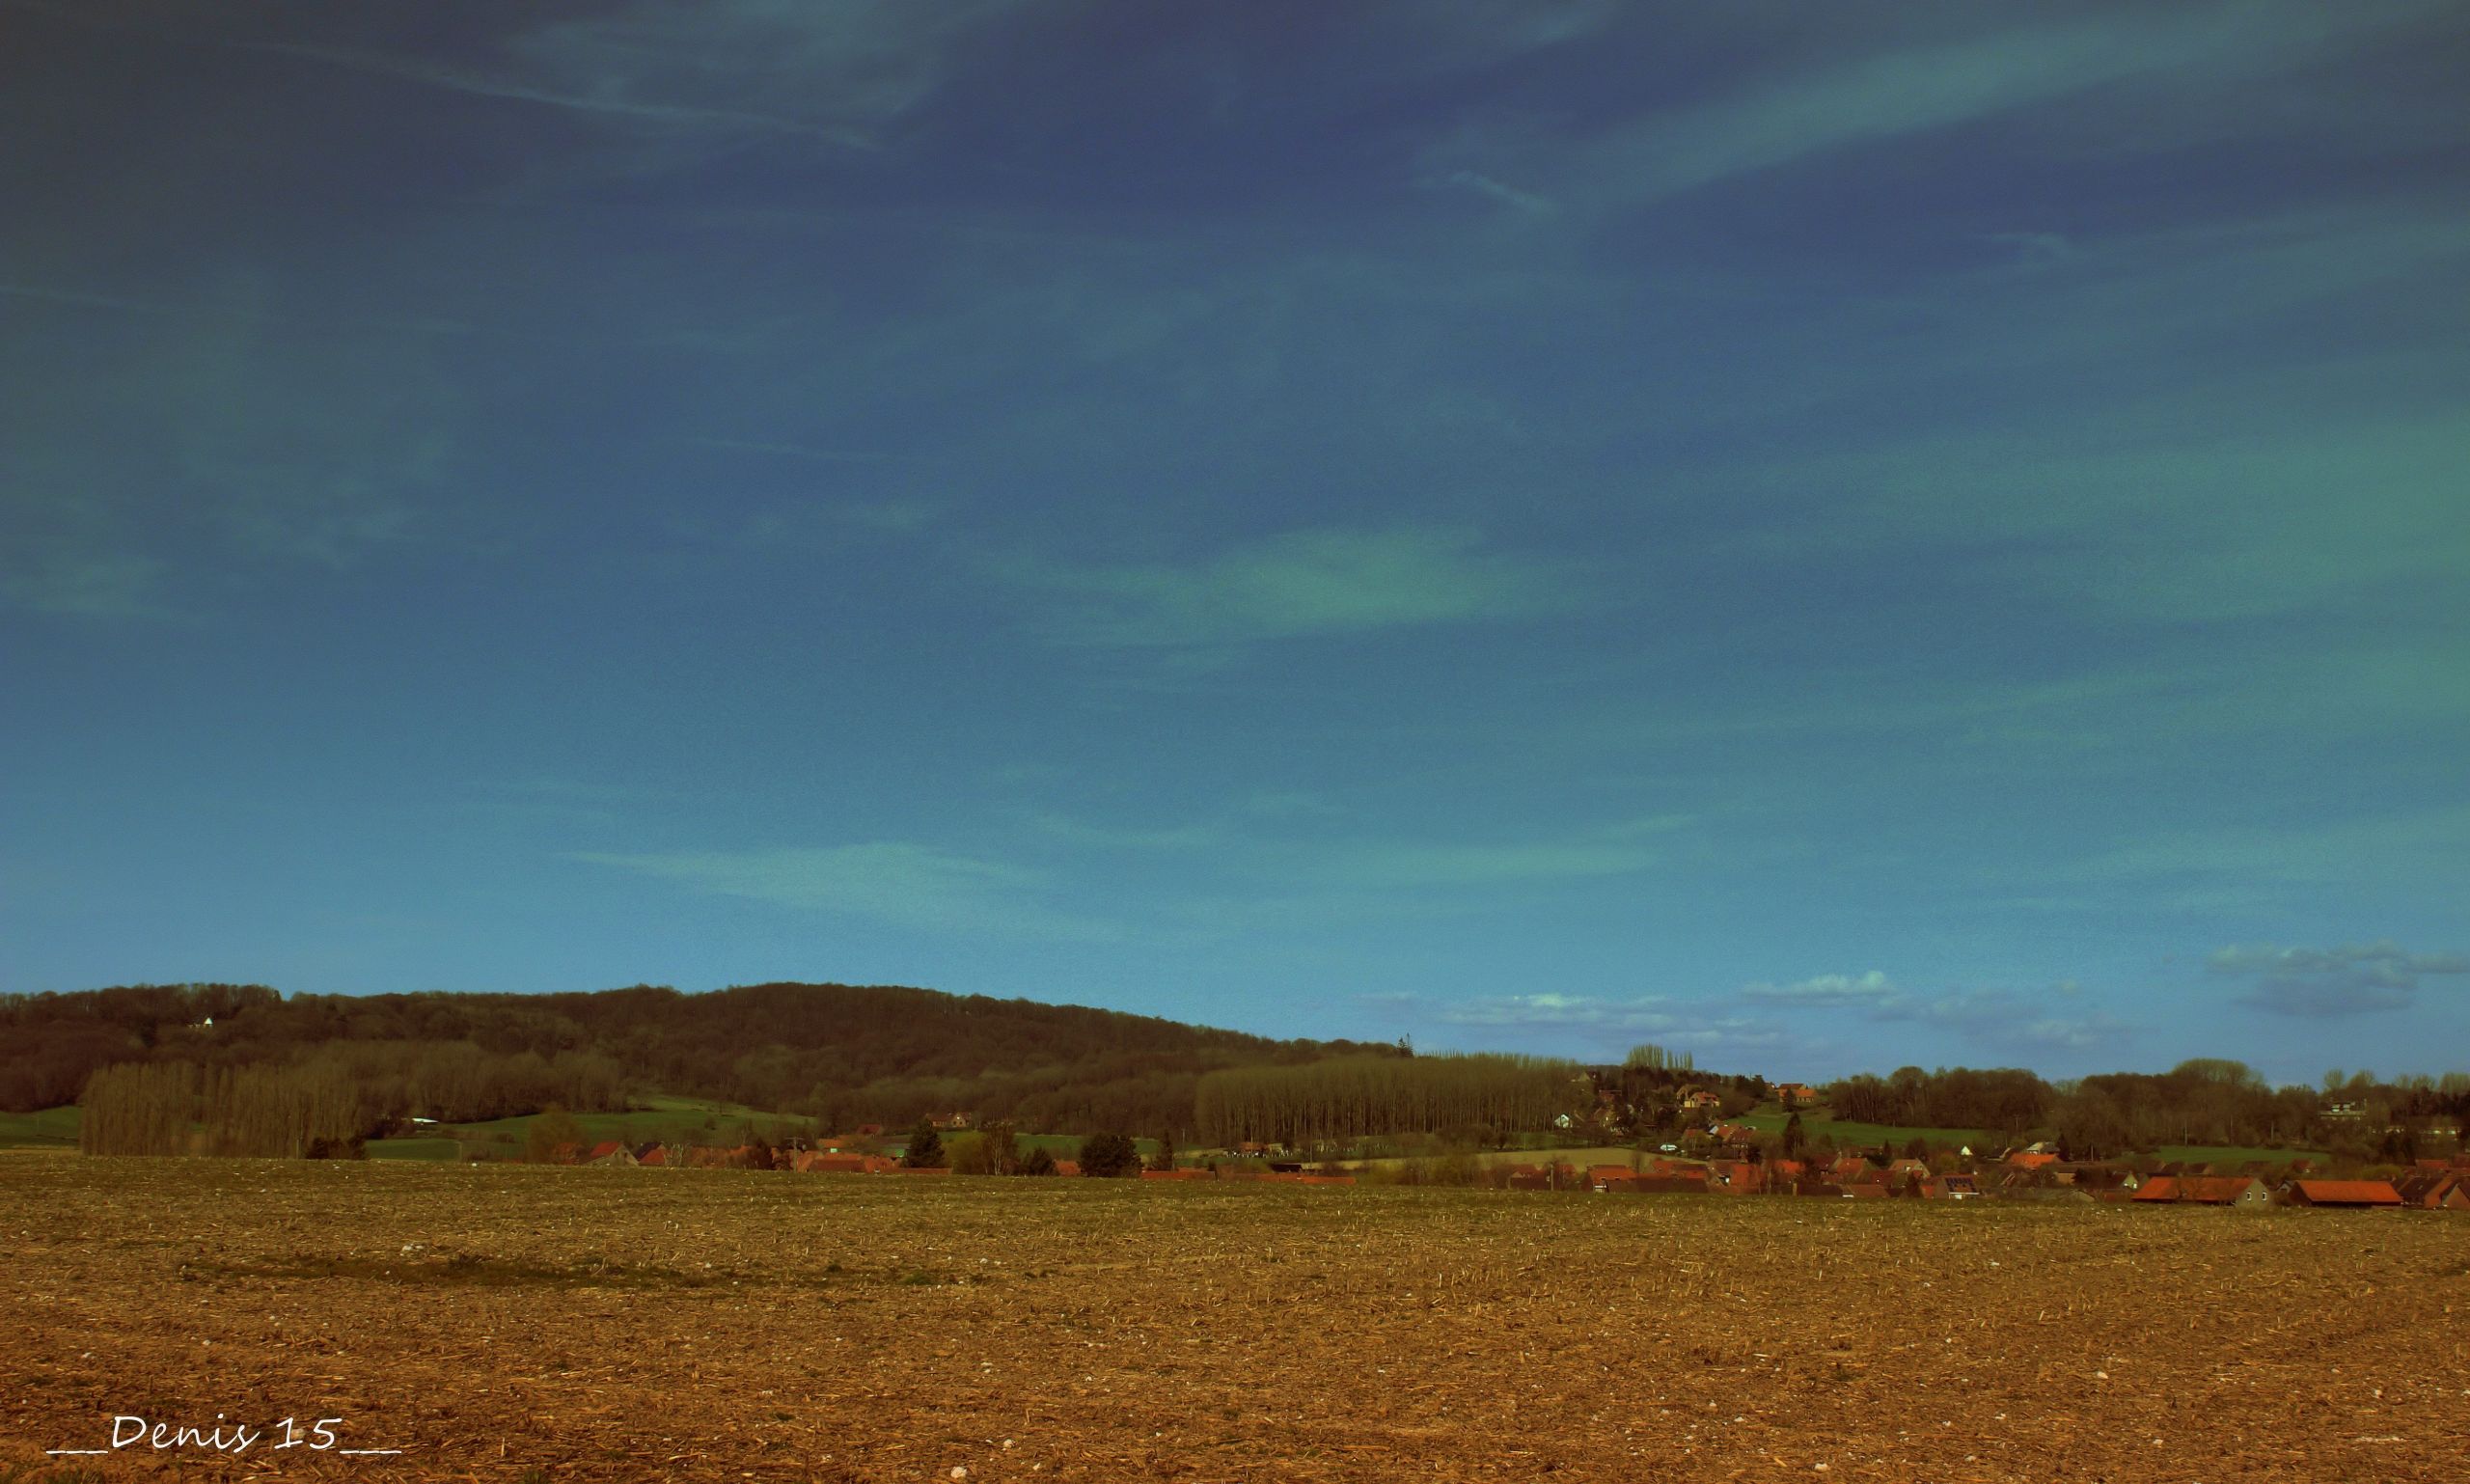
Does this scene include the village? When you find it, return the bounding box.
[518,1076,2470,1213]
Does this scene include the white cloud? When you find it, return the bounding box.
[1439,993,1680,1036]
[1741,970,1897,1005]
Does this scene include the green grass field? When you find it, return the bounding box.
[0,1106,80,1149]
[367,1094,813,1159]
[1736,1108,1993,1150]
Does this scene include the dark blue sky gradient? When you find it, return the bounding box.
[4,0,2466,1083]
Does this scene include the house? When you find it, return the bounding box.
[1052,1160,1083,1177]
[2393,1169,2470,1211]
[1706,1160,1763,1194]
[1937,1173,1981,1200]
[1773,1083,1822,1110]
[1504,1164,1556,1191]
[2057,1164,2140,1195]
[1681,1088,1724,1113]
[2132,1175,2270,1208]
[795,1152,894,1175]
[2283,1179,2403,1209]
[587,1140,635,1167]
[1588,1164,1642,1193]
[634,1142,670,1167]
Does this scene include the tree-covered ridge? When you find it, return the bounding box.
[0,981,1400,1134]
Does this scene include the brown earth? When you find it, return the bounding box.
[2,1159,2464,1482]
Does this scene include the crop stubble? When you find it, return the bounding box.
[1,1160,2463,1482]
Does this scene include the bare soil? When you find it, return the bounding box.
[3,1159,2463,1482]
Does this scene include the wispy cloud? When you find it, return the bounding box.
[237,42,874,148]
[1868,984,2131,1054]
[1567,5,2429,207]
[1440,993,1675,1035]
[0,550,167,620]
[1289,837,1660,892]
[2209,941,2468,1017]
[568,842,1117,941]
[1741,970,1897,1006]
[1012,527,1581,647]
[235,0,1020,160]
[1436,993,1791,1056]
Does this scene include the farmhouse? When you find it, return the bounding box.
[1773,1083,1821,1110]
[2132,1175,2269,1208]
[2282,1179,2403,1209]
[1589,1164,1642,1193]
[2393,1169,2470,1210]
[795,1152,895,1175]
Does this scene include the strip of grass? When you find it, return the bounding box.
[0,1106,80,1148]
[408,1098,812,1153]
[1736,1108,1993,1151]
[366,1136,463,1161]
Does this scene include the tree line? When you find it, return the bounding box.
[80,1061,364,1158]
[1827,1059,2470,1160]
[1194,1054,1579,1148]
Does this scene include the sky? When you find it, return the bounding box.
[3,0,2466,1086]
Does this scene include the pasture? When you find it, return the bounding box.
[3,1160,2462,1482]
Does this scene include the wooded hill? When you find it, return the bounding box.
[0,981,1402,1137]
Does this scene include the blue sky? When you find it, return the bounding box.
[4,0,2465,1085]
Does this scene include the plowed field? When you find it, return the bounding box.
[4,1160,2462,1481]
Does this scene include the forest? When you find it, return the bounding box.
[0,980,1395,1139]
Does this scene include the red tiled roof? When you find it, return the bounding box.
[2290,1179,2402,1207]
[2133,1175,2261,1204]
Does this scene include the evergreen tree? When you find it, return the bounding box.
[902,1118,945,1168]
[1079,1131,1142,1178]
